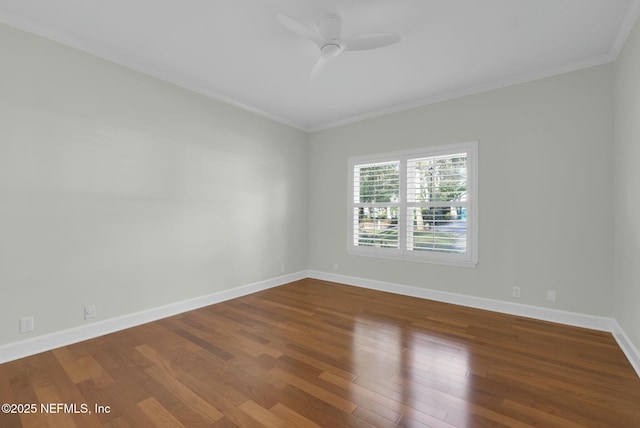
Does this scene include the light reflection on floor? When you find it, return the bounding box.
[351,316,471,426]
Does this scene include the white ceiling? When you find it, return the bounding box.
[1,0,638,131]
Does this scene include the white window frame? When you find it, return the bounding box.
[348,141,478,268]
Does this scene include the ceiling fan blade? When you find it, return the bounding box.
[310,47,336,79]
[277,13,325,47]
[310,56,327,79]
[343,33,401,51]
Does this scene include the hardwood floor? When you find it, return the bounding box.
[1,278,639,427]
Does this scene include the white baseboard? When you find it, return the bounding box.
[0,271,307,364]
[307,270,640,379]
[611,320,640,377]
[308,270,614,330]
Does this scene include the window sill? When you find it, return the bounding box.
[348,247,478,268]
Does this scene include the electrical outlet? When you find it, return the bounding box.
[513,286,521,298]
[546,290,556,302]
[280,264,285,273]
[19,317,34,333]
[84,305,96,320]
[333,262,339,271]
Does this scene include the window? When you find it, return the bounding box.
[348,141,477,267]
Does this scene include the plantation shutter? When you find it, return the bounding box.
[352,161,400,249]
[406,153,468,254]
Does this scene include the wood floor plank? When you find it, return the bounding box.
[267,367,357,414]
[1,278,639,427]
[94,381,157,427]
[0,364,23,428]
[137,348,224,423]
[318,371,410,425]
[268,402,321,428]
[137,397,185,428]
[238,400,287,428]
[103,416,132,428]
[52,347,90,384]
[32,383,78,428]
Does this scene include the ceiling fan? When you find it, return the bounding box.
[277,13,401,79]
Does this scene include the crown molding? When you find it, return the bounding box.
[609,0,640,61]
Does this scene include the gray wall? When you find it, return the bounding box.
[308,65,614,316]
[614,17,640,351]
[0,23,308,344]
